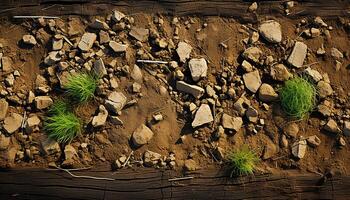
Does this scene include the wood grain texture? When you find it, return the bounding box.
[0,168,349,199]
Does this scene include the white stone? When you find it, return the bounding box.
[304,67,322,82]
[105,92,127,114]
[176,81,204,99]
[242,47,262,63]
[92,105,108,127]
[131,124,154,146]
[176,42,192,63]
[192,104,213,128]
[22,35,37,45]
[44,51,61,65]
[243,70,261,93]
[109,41,128,53]
[306,135,321,147]
[129,27,149,42]
[258,20,282,43]
[287,41,307,68]
[258,83,278,102]
[131,65,143,83]
[221,113,243,132]
[188,58,207,82]
[112,10,125,22]
[317,81,333,98]
[324,119,340,134]
[292,140,307,159]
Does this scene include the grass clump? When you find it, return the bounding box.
[45,101,81,143]
[64,73,98,103]
[228,146,259,176]
[279,76,316,119]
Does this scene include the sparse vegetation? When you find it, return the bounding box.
[64,73,98,103]
[48,100,70,115]
[279,76,317,119]
[228,146,259,176]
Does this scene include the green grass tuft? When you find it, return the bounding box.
[64,73,98,103]
[48,100,70,115]
[279,76,317,119]
[44,112,82,143]
[228,146,259,176]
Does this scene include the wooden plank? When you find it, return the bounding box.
[0,168,348,199]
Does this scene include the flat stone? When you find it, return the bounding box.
[52,38,63,50]
[143,150,162,167]
[131,65,143,83]
[192,104,213,128]
[221,113,243,132]
[188,58,207,82]
[112,10,125,22]
[259,83,278,102]
[25,115,41,133]
[105,92,127,114]
[109,41,128,53]
[5,74,15,86]
[306,135,321,147]
[93,58,107,77]
[92,105,108,127]
[330,48,343,60]
[99,30,110,44]
[243,70,262,93]
[304,67,322,82]
[1,57,13,72]
[233,95,250,116]
[0,134,10,150]
[242,47,263,63]
[44,51,61,65]
[283,123,299,138]
[78,32,97,51]
[22,35,37,45]
[0,99,9,120]
[109,116,124,125]
[41,138,61,155]
[292,140,307,159]
[89,19,110,30]
[241,60,253,72]
[131,124,154,147]
[317,81,333,98]
[258,20,282,43]
[176,81,204,99]
[324,119,340,134]
[3,113,23,134]
[287,41,307,68]
[270,64,292,81]
[129,27,149,42]
[35,96,53,109]
[184,159,197,171]
[132,82,142,93]
[246,107,258,123]
[343,121,350,136]
[63,144,78,166]
[176,42,192,63]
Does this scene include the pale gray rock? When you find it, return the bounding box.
[258,20,282,43]
[292,140,307,159]
[109,41,128,53]
[243,70,261,93]
[129,27,149,42]
[22,35,37,45]
[189,58,207,81]
[176,81,204,99]
[92,105,108,127]
[105,92,127,114]
[192,104,213,128]
[176,42,192,63]
[258,83,278,102]
[221,113,243,132]
[287,41,307,68]
[131,124,154,146]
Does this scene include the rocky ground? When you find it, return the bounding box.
[0,4,350,175]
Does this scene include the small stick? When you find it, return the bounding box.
[168,176,194,182]
[13,16,59,19]
[122,151,134,167]
[53,166,115,181]
[137,59,168,64]
[62,36,73,46]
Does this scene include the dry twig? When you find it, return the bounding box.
[168,176,194,182]
[52,166,115,181]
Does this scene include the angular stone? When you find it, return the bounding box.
[112,10,125,22]
[34,96,53,109]
[242,47,262,63]
[233,95,250,116]
[99,30,110,44]
[317,81,333,98]
[221,113,243,132]
[188,58,207,82]
[22,35,37,45]
[44,51,61,65]
[262,142,278,160]
[283,123,299,138]
[243,70,261,93]
[1,57,13,72]
[5,74,15,86]
[143,150,162,167]
[41,138,61,155]
[92,105,108,127]
[131,124,154,146]
[176,42,192,63]
[306,135,321,147]
[63,144,78,165]
[105,92,127,114]
[241,60,253,72]
[192,104,213,128]
[89,19,110,30]
[93,58,107,77]
[109,41,128,53]
[109,116,123,125]
[52,38,63,50]
[131,65,143,83]
[78,32,97,51]
[270,64,292,81]
[304,67,322,82]
[0,98,9,120]
[292,140,307,159]
[258,20,282,43]
[259,83,278,102]
[246,107,258,123]
[25,115,41,133]
[184,159,197,171]
[287,41,307,68]
[324,119,340,134]
[330,48,343,60]
[176,81,204,99]
[3,113,23,134]
[129,27,149,42]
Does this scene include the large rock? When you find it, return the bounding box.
[306,135,321,147]
[93,58,107,77]
[270,64,292,81]
[1,57,13,72]
[317,81,333,98]
[188,58,207,82]
[129,27,149,42]
[258,20,282,43]
[258,83,278,102]
[243,70,261,93]
[34,96,53,109]
[292,140,307,159]
[3,113,23,134]
[44,51,61,65]
[176,81,205,99]
[105,92,127,114]
[92,105,108,127]
[242,47,262,63]
[192,104,213,128]
[221,113,243,132]
[131,124,154,146]
[0,99,8,120]
[22,35,37,45]
[78,32,97,51]
[176,42,192,63]
[109,41,128,53]
[287,41,307,68]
